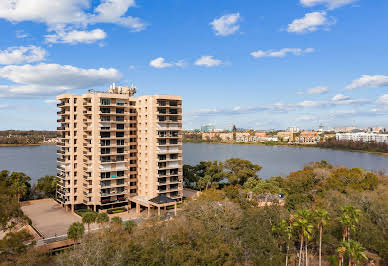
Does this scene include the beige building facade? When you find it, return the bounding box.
[56,85,182,212]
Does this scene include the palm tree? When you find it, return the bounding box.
[272,219,292,266]
[123,220,136,234]
[8,172,31,202]
[82,212,97,232]
[111,216,123,225]
[96,212,109,229]
[67,222,85,248]
[292,209,314,266]
[314,209,330,266]
[339,206,362,242]
[338,240,368,266]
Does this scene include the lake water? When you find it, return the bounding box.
[0,143,388,183]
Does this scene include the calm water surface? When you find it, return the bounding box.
[1,143,388,183]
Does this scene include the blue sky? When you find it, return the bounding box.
[0,0,387,130]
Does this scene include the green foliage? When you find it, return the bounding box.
[96,212,109,226]
[0,170,30,229]
[123,220,136,234]
[36,175,59,198]
[224,158,262,185]
[67,222,85,241]
[0,130,58,145]
[111,216,123,225]
[82,212,98,231]
[0,230,32,262]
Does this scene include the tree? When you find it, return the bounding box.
[292,209,314,266]
[67,222,85,244]
[123,220,136,234]
[272,219,292,266]
[338,240,368,266]
[314,209,330,266]
[339,206,362,242]
[82,212,97,232]
[36,175,59,198]
[224,158,262,185]
[96,212,109,228]
[0,230,32,262]
[7,172,31,202]
[111,216,122,225]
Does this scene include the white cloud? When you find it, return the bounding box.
[287,11,335,33]
[297,86,328,95]
[16,30,28,38]
[0,63,122,97]
[149,57,184,69]
[300,0,358,10]
[45,28,107,44]
[0,0,145,42]
[332,94,350,101]
[251,48,314,59]
[345,75,388,90]
[377,95,388,105]
[210,13,241,36]
[195,56,222,67]
[44,99,58,104]
[0,104,8,109]
[296,100,326,108]
[0,46,46,65]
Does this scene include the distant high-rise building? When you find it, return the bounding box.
[201,124,215,132]
[56,84,182,213]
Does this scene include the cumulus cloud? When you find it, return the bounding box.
[287,11,335,33]
[0,0,144,30]
[0,63,122,97]
[149,57,184,69]
[300,0,358,10]
[210,13,241,36]
[297,86,328,95]
[332,94,350,101]
[251,48,314,59]
[45,29,107,44]
[195,56,222,67]
[0,46,46,65]
[377,95,388,105]
[0,0,145,44]
[345,75,388,90]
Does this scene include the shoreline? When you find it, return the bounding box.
[0,143,57,147]
[183,140,388,157]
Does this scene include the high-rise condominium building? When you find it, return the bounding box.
[56,84,182,213]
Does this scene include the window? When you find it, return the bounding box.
[116,116,124,121]
[101,140,110,146]
[117,124,124,130]
[100,107,110,113]
[117,139,124,145]
[100,132,110,138]
[116,155,124,161]
[101,116,111,121]
[117,171,124,177]
[100,98,111,105]
[116,108,124,114]
[101,148,110,154]
[101,172,111,178]
[116,132,124,138]
[101,156,110,162]
[117,147,124,153]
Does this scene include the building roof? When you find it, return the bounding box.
[149,194,176,205]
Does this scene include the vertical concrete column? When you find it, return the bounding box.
[158,206,161,216]
[136,203,140,214]
[174,202,177,216]
[147,205,151,217]
[71,204,75,213]
[93,205,97,212]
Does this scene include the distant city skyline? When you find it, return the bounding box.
[0,0,388,130]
